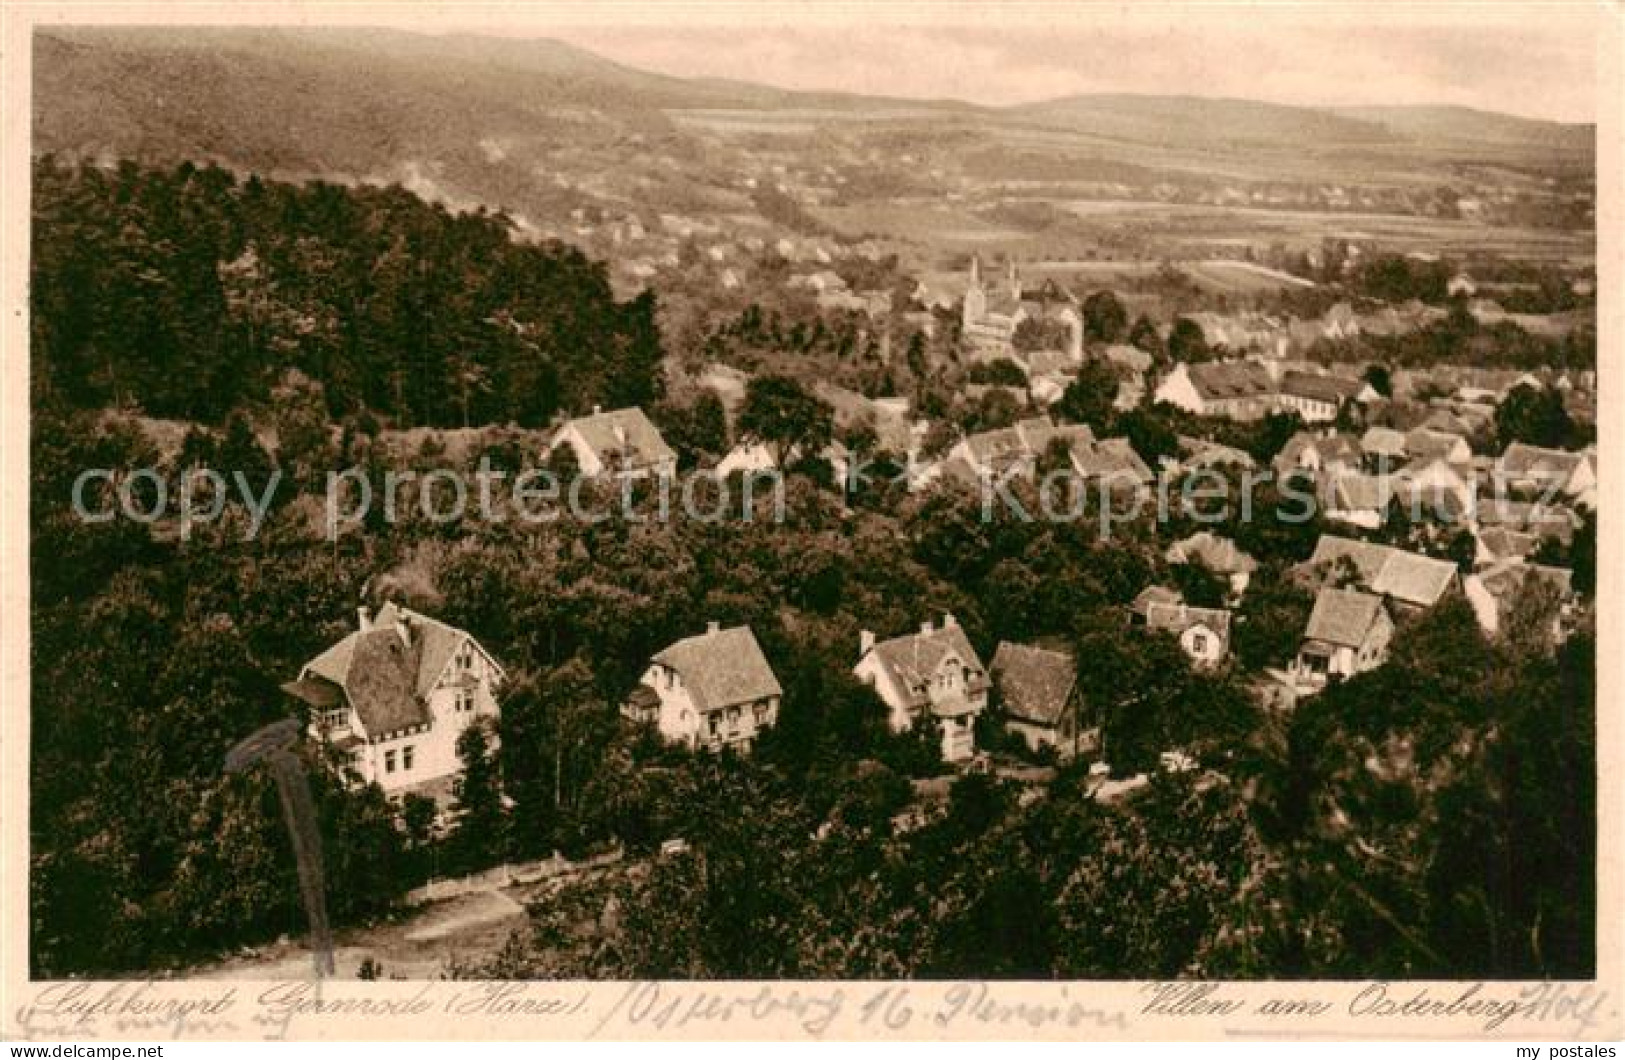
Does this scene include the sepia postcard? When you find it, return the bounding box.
[1,0,1621,1043]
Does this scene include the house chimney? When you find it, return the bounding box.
[942,612,957,629]
[357,605,372,632]
[396,613,414,648]
[920,619,934,635]
[592,404,603,415]
[860,629,876,656]
[706,620,721,636]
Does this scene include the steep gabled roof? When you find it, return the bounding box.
[1302,535,1458,608]
[1497,442,1587,490]
[653,624,782,713]
[1304,587,1388,649]
[556,406,676,470]
[1187,360,1275,401]
[1405,427,1470,465]
[299,604,499,739]
[1275,431,1362,473]
[991,642,1076,726]
[863,619,989,709]
[1144,601,1233,653]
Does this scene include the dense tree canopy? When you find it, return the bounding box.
[32,158,664,427]
[1082,290,1129,344]
[1495,383,1578,450]
[738,374,836,466]
[28,158,1597,985]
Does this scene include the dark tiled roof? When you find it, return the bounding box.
[330,628,427,735]
[1405,427,1470,464]
[301,603,497,739]
[1476,526,1538,563]
[991,642,1076,726]
[1188,361,1275,401]
[281,676,343,710]
[1304,587,1388,649]
[626,684,662,710]
[1480,560,1573,602]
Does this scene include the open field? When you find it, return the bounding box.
[813,201,1033,246]
[1179,260,1316,292]
[830,193,1591,275]
[1054,199,1594,260]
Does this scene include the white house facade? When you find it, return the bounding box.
[627,622,783,752]
[285,602,505,798]
[855,614,989,763]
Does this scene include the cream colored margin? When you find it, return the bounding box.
[0,0,1620,1042]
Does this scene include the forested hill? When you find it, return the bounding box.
[31,158,664,425]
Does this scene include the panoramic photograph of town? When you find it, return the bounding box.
[25,16,1598,986]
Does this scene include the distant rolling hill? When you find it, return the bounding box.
[1328,104,1594,152]
[33,27,775,175]
[1008,93,1400,149]
[32,26,1594,229]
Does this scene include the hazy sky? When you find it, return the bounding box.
[523,18,1598,124]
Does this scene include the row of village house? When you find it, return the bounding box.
[545,388,1593,571]
[280,525,1580,808]
[278,368,1591,806]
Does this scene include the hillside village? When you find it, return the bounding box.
[26,32,1599,984]
[283,317,1597,817]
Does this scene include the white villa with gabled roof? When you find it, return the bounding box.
[282,602,504,799]
[628,622,783,752]
[854,613,989,763]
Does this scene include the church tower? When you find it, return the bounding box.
[963,254,988,330]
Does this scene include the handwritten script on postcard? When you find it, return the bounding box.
[7,980,1613,1040]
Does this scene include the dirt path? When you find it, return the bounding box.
[188,852,630,981]
[193,888,532,980]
